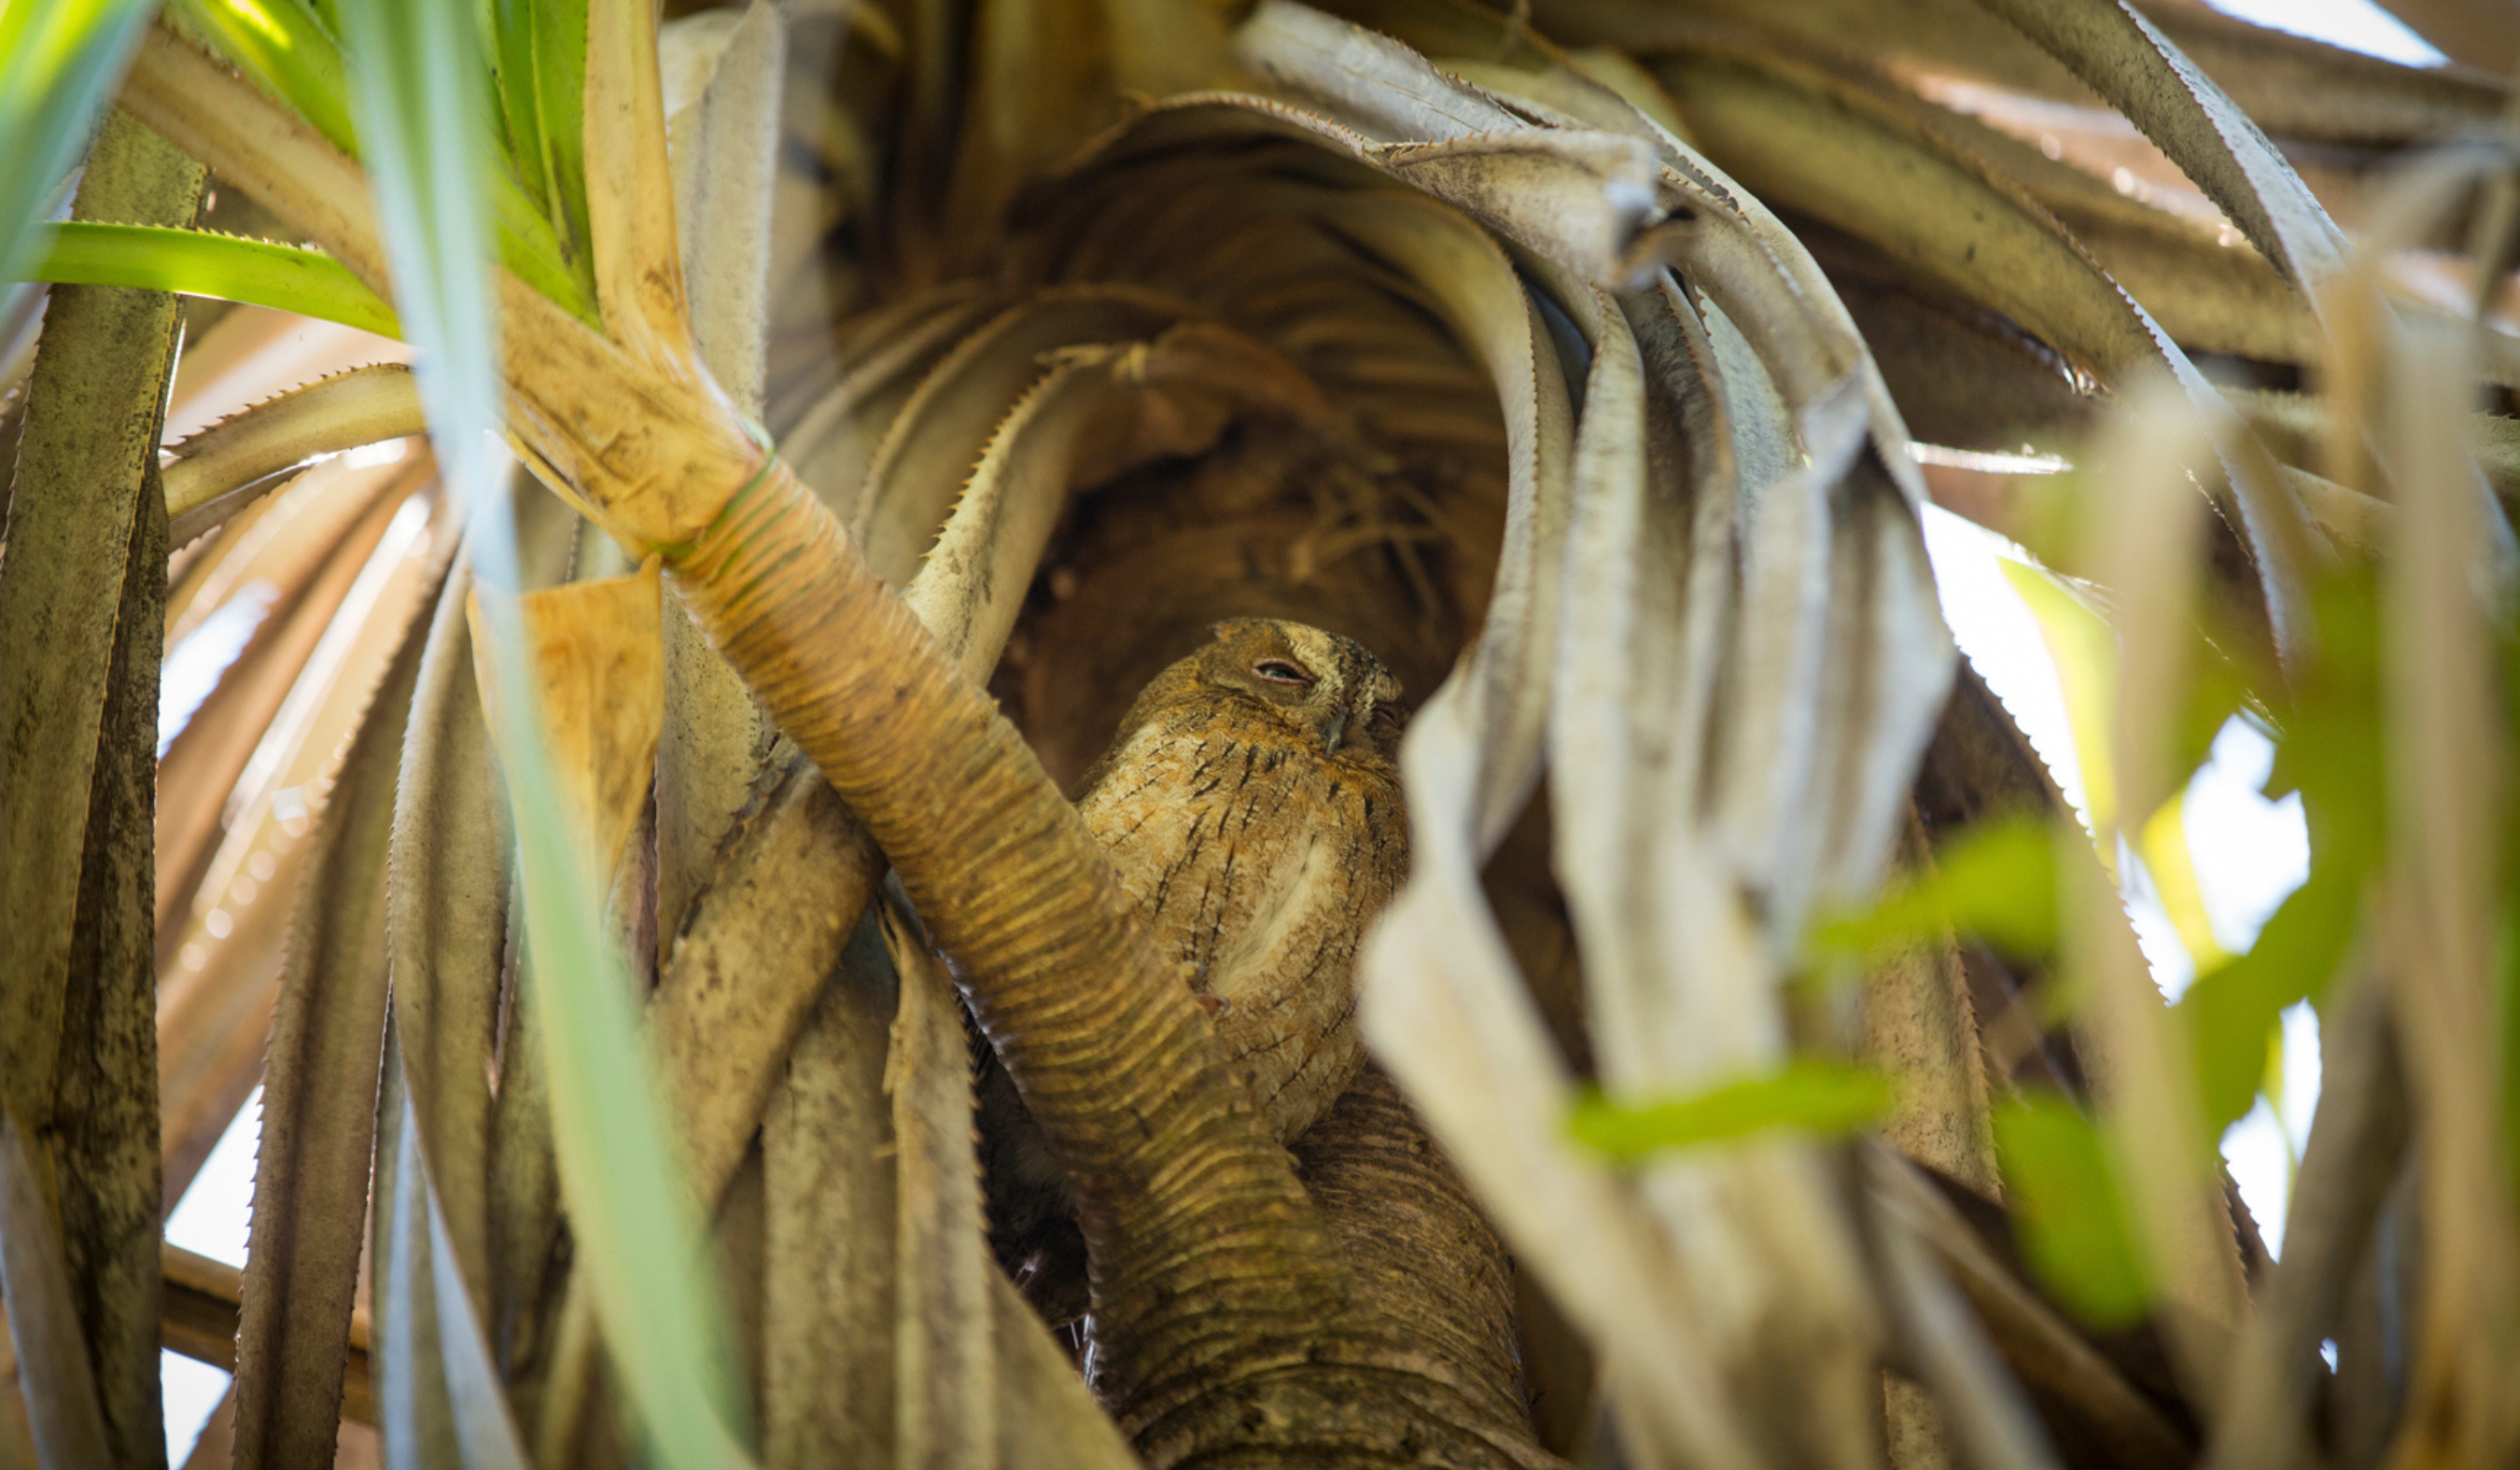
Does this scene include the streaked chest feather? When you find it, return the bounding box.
[1076,710,1404,1138]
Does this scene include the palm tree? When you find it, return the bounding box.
[1,0,2514,1465]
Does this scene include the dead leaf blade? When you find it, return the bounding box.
[231,556,438,1470]
[163,364,426,532]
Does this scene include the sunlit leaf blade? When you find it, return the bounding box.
[2137,794,2225,972]
[490,0,590,272]
[533,0,592,267]
[23,221,400,336]
[166,0,596,323]
[1567,1064,1896,1160]
[488,159,595,322]
[1813,817,2061,961]
[0,0,155,289]
[327,0,748,1462]
[1992,1095,2152,1327]
[167,0,356,153]
[490,0,551,208]
[2003,557,2121,836]
[164,363,426,533]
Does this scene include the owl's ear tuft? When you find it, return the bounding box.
[1210,617,1266,642]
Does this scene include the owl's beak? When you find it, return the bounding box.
[1317,708,1349,753]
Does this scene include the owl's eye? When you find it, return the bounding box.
[1253,660,1316,686]
[1370,704,1402,731]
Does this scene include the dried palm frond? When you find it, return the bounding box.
[4,0,2518,1465]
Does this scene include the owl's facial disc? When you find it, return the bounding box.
[1247,655,1349,750]
[1264,625,1359,751]
[1204,619,1403,760]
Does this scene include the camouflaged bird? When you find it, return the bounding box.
[980,618,1409,1313]
[1075,617,1410,1140]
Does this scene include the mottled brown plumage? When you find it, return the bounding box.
[1075,617,1409,1141]
[979,619,1409,1316]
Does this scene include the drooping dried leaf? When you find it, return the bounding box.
[1963,0,2349,303]
[1342,213,1765,1470]
[159,471,449,1205]
[162,364,426,539]
[878,896,996,1470]
[585,0,696,377]
[468,562,666,889]
[761,913,897,1467]
[385,484,579,1333]
[231,553,439,1470]
[1204,15,1993,1463]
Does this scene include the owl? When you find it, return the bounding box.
[980,618,1409,1313]
[1074,616,1410,1141]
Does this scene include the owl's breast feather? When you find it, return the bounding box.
[1077,724,1398,987]
[1074,709,1404,1142]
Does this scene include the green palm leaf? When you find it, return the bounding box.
[23,221,399,336]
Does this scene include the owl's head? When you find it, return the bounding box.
[1201,618,1407,762]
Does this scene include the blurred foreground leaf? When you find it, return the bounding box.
[0,0,155,288]
[1993,1094,2152,1328]
[2179,574,2384,1134]
[329,0,748,1456]
[1814,816,2060,962]
[1569,1063,1894,1161]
